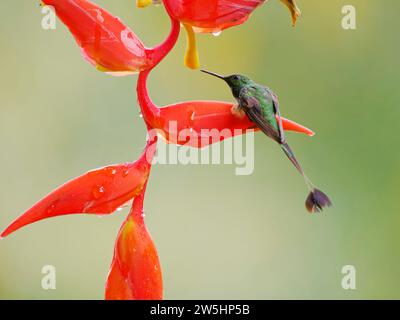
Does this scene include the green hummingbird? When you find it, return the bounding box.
[201,70,332,213]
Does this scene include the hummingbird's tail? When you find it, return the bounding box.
[305,188,332,213]
[280,142,332,213]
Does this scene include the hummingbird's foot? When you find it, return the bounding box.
[231,103,246,119]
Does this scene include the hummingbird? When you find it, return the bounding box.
[201,69,332,213]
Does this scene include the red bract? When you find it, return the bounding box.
[42,0,149,74]
[137,69,314,148]
[161,0,301,30]
[138,0,301,68]
[163,0,265,33]
[41,0,178,75]
[1,139,156,238]
[105,186,163,300]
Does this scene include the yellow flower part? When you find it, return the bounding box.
[280,0,301,26]
[183,24,200,69]
[136,0,161,8]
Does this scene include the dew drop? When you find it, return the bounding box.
[95,10,104,23]
[116,207,123,212]
[46,203,56,214]
[212,30,222,37]
[92,185,105,199]
[139,113,143,118]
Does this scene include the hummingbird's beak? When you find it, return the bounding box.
[200,69,226,81]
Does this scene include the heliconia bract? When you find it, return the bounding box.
[41,0,177,75]
[105,186,163,300]
[1,139,156,238]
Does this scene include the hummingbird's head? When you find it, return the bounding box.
[201,70,253,98]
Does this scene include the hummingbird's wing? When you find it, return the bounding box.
[239,86,284,144]
[271,92,286,143]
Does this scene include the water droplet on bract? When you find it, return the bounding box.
[139,113,143,118]
[92,185,105,199]
[116,207,123,212]
[212,30,222,37]
[95,10,104,23]
[190,127,193,133]
[111,169,117,175]
[46,203,56,214]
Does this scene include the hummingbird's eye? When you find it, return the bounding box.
[232,75,239,81]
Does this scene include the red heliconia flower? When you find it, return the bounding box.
[41,0,179,75]
[137,0,301,68]
[137,69,314,148]
[2,0,313,301]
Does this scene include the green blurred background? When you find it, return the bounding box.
[0,0,399,299]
